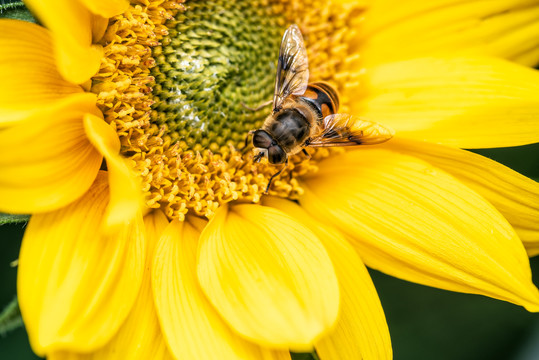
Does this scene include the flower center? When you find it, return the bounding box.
[92,0,362,220]
[151,1,285,151]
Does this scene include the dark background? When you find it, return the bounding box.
[1,143,539,359]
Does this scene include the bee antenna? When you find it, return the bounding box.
[241,130,256,154]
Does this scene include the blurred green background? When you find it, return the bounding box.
[1,144,539,359]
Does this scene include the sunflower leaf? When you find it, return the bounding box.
[0,213,30,225]
[0,297,23,336]
[0,0,36,23]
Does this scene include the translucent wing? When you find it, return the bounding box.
[272,24,309,112]
[307,114,394,147]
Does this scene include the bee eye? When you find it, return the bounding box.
[252,130,272,148]
[268,145,286,164]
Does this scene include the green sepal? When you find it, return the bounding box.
[0,213,30,225]
[0,0,36,23]
[0,297,23,335]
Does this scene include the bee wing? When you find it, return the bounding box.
[307,114,394,147]
[272,24,309,112]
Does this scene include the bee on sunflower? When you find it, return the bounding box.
[1,0,539,359]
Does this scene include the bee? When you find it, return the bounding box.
[251,24,394,193]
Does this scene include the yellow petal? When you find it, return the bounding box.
[0,93,103,214]
[263,197,392,360]
[91,14,109,43]
[197,204,340,351]
[83,114,143,230]
[78,0,128,18]
[24,0,104,84]
[0,19,82,127]
[18,172,146,356]
[348,56,539,148]
[300,149,539,311]
[152,217,290,360]
[144,209,172,256]
[382,138,539,256]
[359,0,539,67]
[526,246,539,258]
[513,46,539,66]
[329,0,368,10]
[48,210,173,360]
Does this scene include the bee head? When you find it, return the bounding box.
[252,129,287,164]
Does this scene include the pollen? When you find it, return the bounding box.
[91,0,363,221]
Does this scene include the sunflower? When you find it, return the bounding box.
[2,0,539,359]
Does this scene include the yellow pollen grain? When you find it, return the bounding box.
[91,0,363,221]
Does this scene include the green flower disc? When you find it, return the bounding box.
[151,0,286,153]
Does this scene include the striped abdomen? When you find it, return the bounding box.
[299,82,340,120]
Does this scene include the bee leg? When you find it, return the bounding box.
[253,151,264,162]
[241,100,273,112]
[265,160,288,194]
[301,148,311,159]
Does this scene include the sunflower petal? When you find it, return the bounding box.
[348,56,539,148]
[152,218,291,360]
[197,204,339,351]
[91,14,109,43]
[359,0,539,67]
[300,149,539,311]
[24,0,104,84]
[47,210,172,360]
[263,197,392,360]
[83,114,143,230]
[383,138,539,256]
[18,172,145,356]
[78,0,129,18]
[0,19,81,127]
[0,93,102,214]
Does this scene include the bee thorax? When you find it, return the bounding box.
[266,108,310,150]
